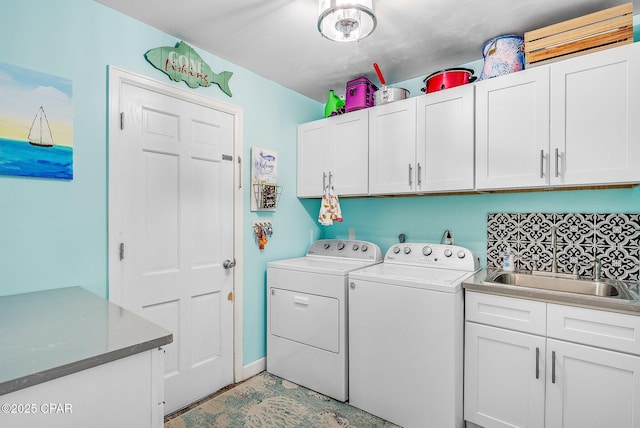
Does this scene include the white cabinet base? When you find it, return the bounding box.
[0,348,164,428]
[465,291,640,428]
[545,339,640,428]
[464,322,545,428]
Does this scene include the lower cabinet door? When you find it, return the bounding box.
[545,339,640,428]
[465,322,546,428]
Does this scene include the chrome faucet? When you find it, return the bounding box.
[551,226,558,274]
[593,257,602,281]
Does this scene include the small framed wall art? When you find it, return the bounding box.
[251,147,281,211]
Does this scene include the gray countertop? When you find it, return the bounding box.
[463,269,640,316]
[0,286,172,396]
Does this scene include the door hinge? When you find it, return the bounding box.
[119,242,125,260]
[120,112,124,130]
[222,154,233,161]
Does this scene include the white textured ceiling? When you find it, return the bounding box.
[96,0,637,102]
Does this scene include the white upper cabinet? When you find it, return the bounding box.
[297,109,369,198]
[476,42,640,191]
[416,84,475,192]
[297,119,328,197]
[550,42,640,186]
[368,97,417,195]
[475,66,551,190]
[298,42,640,197]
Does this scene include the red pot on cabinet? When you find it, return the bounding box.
[422,68,477,93]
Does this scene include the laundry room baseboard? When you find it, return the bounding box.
[242,357,266,380]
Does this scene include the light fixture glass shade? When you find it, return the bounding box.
[318,0,376,42]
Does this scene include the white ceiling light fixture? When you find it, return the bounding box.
[318,0,377,43]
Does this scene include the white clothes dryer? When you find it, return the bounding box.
[267,239,382,402]
[348,243,479,428]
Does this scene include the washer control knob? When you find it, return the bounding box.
[352,244,359,251]
[422,246,432,256]
[444,249,453,257]
[361,244,368,252]
[457,250,466,259]
[323,242,331,250]
[404,246,411,254]
[337,241,345,250]
[393,246,401,254]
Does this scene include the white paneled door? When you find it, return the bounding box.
[108,69,239,414]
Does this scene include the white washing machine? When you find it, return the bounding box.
[348,242,479,428]
[267,239,382,402]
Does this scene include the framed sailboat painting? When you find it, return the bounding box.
[0,62,73,180]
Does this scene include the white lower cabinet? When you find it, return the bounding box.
[465,322,545,428]
[0,348,165,428]
[465,291,640,428]
[545,338,640,428]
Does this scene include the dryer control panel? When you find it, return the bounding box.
[385,243,479,272]
[307,239,382,262]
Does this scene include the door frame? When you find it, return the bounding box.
[106,66,244,384]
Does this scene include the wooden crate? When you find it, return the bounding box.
[524,3,633,66]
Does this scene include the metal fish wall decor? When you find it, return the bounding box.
[145,41,233,96]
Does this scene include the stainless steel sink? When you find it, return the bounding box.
[483,271,634,300]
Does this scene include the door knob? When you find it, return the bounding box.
[223,259,236,269]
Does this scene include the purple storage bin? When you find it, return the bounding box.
[345,77,378,112]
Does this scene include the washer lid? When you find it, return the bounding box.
[349,263,475,292]
[268,256,381,275]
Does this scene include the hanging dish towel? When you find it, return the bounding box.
[318,186,343,226]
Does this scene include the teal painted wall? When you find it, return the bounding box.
[317,188,640,266]
[0,0,322,366]
[0,1,639,370]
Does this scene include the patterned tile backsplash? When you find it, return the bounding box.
[487,213,640,282]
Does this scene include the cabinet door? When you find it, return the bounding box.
[545,338,640,428]
[368,98,417,194]
[465,322,545,428]
[550,43,640,186]
[297,119,329,197]
[329,110,369,196]
[475,66,550,190]
[416,84,475,192]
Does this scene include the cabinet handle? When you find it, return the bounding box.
[323,172,327,190]
[329,171,333,188]
[408,164,413,186]
[535,347,540,379]
[554,148,560,178]
[540,150,545,179]
[417,163,422,187]
[551,350,556,383]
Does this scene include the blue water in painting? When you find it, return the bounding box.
[0,137,73,180]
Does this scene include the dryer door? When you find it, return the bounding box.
[270,288,339,353]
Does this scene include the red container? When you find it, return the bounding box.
[345,77,378,112]
[422,68,477,93]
